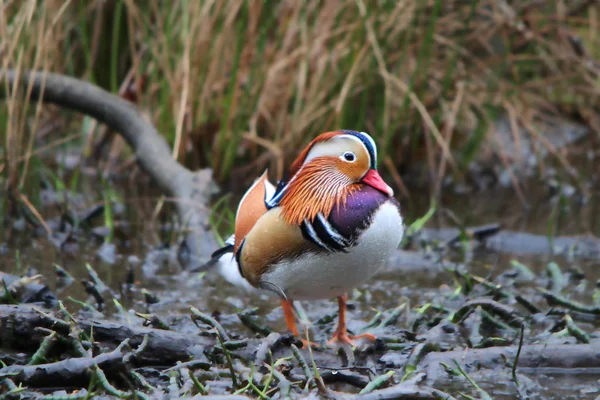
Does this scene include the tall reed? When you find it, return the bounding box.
[1,1,598,194]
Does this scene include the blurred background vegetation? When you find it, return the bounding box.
[1,0,599,202]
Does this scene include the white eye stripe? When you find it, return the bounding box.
[303,136,365,164]
[301,132,378,168]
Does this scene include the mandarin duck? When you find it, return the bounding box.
[211,130,404,345]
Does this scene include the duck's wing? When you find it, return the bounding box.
[204,170,275,290]
[237,206,316,287]
[205,170,274,264]
[209,234,235,259]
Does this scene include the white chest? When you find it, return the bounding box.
[261,201,404,300]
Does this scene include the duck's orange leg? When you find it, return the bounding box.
[281,299,318,347]
[328,294,376,346]
[281,298,300,337]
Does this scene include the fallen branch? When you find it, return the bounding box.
[0,304,335,367]
[421,342,600,384]
[1,70,217,269]
[355,372,457,400]
[0,304,215,366]
[356,383,456,400]
[3,304,600,392]
[0,339,130,387]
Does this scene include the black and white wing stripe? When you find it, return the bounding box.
[209,234,235,259]
[265,178,288,209]
[300,212,352,253]
[191,234,235,272]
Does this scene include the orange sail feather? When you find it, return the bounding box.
[234,170,273,252]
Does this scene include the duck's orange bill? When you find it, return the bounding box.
[361,169,394,197]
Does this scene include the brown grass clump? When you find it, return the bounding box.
[1,0,599,195]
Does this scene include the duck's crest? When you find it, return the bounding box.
[288,131,342,176]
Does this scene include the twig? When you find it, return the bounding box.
[218,340,248,351]
[564,314,590,344]
[512,324,525,386]
[112,299,129,324]
[68,297,97,313]
[27,331,56,365]
[402,342,440,379]
[85,263,108,293]
[546,262,564,294]
[141,289,160,305]
[269,366,292,398]
[480,309,517,332]
[238,308,273,336]
[187,369,208,395]
[92,363,133,398]
[452,360,493,400]
[58,301,79,326]
[81,280,105,309]
[1,304,248,366]
[168,370,180,398]
[448,268,541,314]
[290,344,312,383]
[304,324,328,396]
[379,303,406,328]
[192,309,239,390]
[19,193,53,237]
[254,333,282,367]
[189,306,231,341]
[446,224,501,246]
[135,312,171,330]
[358,310,383,332]
[539,288,600,314]
[130,370,155,393]
[451,298,523,327]
[164,358,211,373]
[359,370,395,394]
[125,334,149,364]
[54,264,73,280]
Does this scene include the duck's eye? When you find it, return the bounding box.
[342,151,356,162]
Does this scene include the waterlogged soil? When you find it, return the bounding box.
[2,172,600,399]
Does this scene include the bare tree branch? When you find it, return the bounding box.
[1,70,217,268]
[422,342,600,384]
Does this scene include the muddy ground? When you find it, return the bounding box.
[2,161,600,399]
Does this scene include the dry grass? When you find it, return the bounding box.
[1,0,599,196]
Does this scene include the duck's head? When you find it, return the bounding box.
[289,130,393,196]
[276,130,393,225]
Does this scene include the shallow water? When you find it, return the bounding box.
[1,170,599,398]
